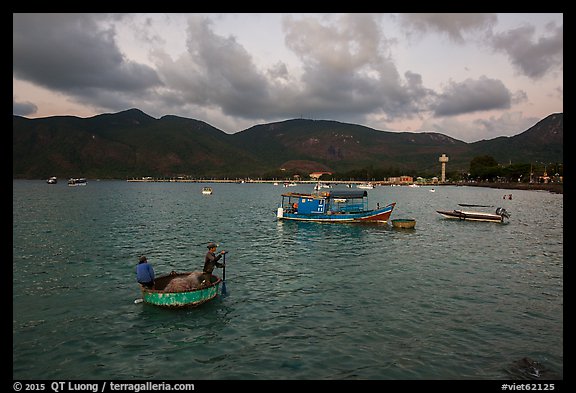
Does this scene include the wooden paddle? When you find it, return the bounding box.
[221,251,228,296]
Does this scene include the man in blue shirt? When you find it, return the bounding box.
[136,256,155,288]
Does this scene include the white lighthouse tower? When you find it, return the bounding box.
[439,154,449,183]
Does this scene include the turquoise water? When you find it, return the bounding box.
[13,180,563,380]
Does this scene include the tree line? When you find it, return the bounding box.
[261,156,563,183]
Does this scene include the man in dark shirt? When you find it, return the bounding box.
[202,242,226,286]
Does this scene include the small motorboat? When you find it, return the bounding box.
[47,176,57,184]
[202,187,213,195]
[436,207,510,223]
[68,178,87,186]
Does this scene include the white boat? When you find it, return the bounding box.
[202,187,213,195]
[46,176,57,184]
[356,183,375,189]
[313,182,332,191]
[68,178,87,186]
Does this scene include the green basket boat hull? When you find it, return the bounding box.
[140,272,221,308]
[391,218,416,229]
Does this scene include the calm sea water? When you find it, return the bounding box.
[13,180,563,380]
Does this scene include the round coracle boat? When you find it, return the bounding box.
[140,271,221,308]
[391,218,416,229]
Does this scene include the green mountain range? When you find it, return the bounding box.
[13,109,563,179]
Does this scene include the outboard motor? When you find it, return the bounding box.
[495,207,510,219]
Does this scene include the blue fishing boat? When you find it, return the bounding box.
[276,190,395,223]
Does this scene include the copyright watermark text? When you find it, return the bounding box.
[13,382,195,393]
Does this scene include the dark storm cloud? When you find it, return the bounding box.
[13,99,38,117]
[154,14,435,123]
[154,15,271,118]
[433,76,511,116]
[13,14,162,109]
[186,17,272,116]
[471,113,540,139]
[491,23,563,79]
[280,13,433,121]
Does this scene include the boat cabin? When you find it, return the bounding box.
[280,190,369,215]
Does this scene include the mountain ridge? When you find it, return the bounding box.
[13,109,563,179]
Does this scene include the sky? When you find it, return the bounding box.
[13,13,563,142]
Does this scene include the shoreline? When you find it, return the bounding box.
[454,182,563,194]
[20,178,564,194]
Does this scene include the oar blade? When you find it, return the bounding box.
[221,252,228,296]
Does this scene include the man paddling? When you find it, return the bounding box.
[201,242,226,286]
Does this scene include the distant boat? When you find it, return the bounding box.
[46,176,57,184]
[313,182,332,191]
[356,182,375,189]
[276,189,395,223]
[202,187,213,195]
[429,188,436,192]
[68,178,87,186]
